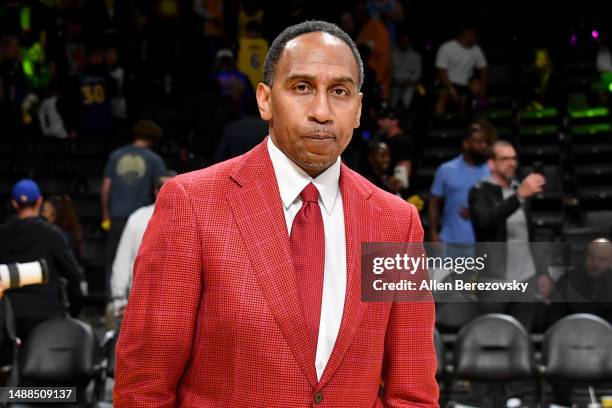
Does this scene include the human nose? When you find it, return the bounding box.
[308,90,333,124]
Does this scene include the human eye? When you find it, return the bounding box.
[294,83,312,93]
[331,87,349,96]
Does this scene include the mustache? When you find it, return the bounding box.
[303,128,336,139]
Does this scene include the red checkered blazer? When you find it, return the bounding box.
[115,138,439,407]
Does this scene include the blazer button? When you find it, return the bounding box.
[313,391,323,405]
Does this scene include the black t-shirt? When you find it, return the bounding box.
[376,132,414,174]
[0,217,84,320]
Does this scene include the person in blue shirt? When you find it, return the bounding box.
[428,122,492,245]
[101,120,167,297]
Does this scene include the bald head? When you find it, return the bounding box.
[586,238,612,277]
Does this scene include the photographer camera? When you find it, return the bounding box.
[0,260,49,293]
[0,179,84,344]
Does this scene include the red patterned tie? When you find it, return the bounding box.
[290,183,325,352]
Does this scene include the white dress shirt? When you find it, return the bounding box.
[267,137,347,381]
[111,204,155,307]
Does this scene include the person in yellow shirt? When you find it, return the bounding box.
[237,22,269,90]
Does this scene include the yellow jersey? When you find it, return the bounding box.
[238,37,269,90]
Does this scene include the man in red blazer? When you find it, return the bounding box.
[115,20,439,407]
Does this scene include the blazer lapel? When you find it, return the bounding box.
[227,139,318,387]
[319,164,377,386]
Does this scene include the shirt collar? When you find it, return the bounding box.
[267,137,340,215]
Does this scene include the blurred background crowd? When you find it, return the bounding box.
[1,0,612,407]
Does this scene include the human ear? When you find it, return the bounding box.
[256,83,272,121]
[354,92,363,128]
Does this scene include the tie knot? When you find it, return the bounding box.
[300,183,319,203]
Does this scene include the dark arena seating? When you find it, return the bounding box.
[1,1,612,407]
